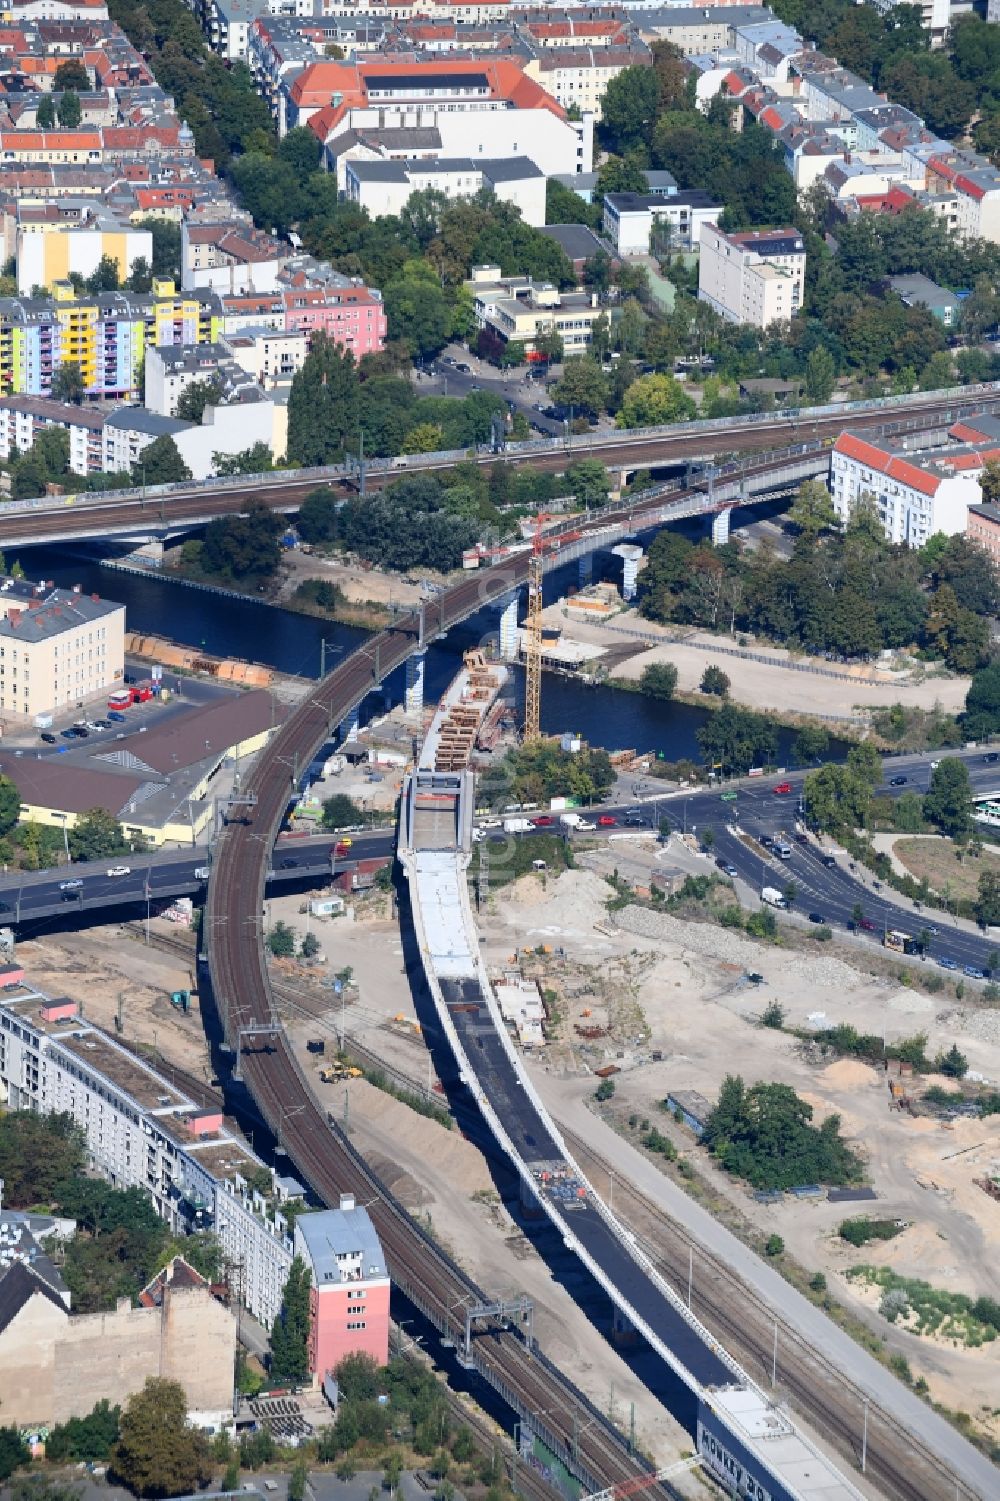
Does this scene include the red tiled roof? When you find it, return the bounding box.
[834,432,942,496]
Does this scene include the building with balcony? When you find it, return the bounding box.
[294,1195,390,1383]
[698,224,805,327]
[468,264,610,359]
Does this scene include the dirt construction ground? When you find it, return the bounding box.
[472,856,1000,1442]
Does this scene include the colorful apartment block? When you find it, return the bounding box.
[0,279,222,399]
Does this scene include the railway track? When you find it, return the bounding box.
[2,389,993,549]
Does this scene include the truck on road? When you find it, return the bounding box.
[559,812,584,829]
[761,886,788,908]
[503,817,533,834]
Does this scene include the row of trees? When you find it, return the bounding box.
[478,740,615,810]
[804,751,975,843]
[638,489,996,669]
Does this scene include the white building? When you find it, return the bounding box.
[830,431,980,548]
[0,982,294,1326]
[0,395,105,475]
[603,190,722,254]
[698,223,805,327]
[345,156,546,227]
[145,343,236,417]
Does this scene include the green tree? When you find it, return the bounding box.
[787,479,837,537]
[133,436,191,486]
[964,661,1000,736]
[57,89,82,128]
[764,1234,784,1256]
[288,1462,309,1501]
[601,66,660,154]
[553,356,609,418]
[176,379,222,424]
[287,333,360,466]
[696,703,778,775]
[793,725,829,764]
[616,373,695,428]
[267,921,296,959]
[51,361,85,404]
[846,740,883,787]
[322,793,364,830]
[564,458,610,510]
[300,930,321,960]
[533,324,564,368]
[803,764,872,834]
[804,345,836,405]
[200,504,282,581]
[595,1076,615,1102]
[923,757,973,840]
[270,1256,312,1385]
[0,1111,85,1206]
[54,59,90,91]
[0,1429,29,1484]
[68,808,129,862]
[111,1379,211,1498]
[36,93,55,129]
[0,772,20,836]
[701,1075,861,1189]
[46,1401,121,1463]
[385,266,452,361]
[935,1043,968,1078]
[700,665,730,697]
[297,487,339,545]
[976,868,1000,928]
[639,662,678,700]
[213,442,274,476]
[86,254,120,294]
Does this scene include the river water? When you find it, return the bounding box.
[32,548,838,765]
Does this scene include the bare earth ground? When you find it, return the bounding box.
[275,549,446,611]
[540,604,969,722]
[475,860,1000,1439]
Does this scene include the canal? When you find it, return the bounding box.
[30,547,840,766]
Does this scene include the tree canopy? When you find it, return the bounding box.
[270,1256,312,1386]
[68,808,131,862]
[703,1075,863,1189]
[111,1379,212,1498]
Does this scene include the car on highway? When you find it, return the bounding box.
[335,841,352,856]
[0,900,10,913]
[964,964,988,979]
[597,814,616,827]
[58,879,83,891]
[772,782,792,795]
[719,790,738,802]
[60,891,80,903]
[623,815,646,827]
[759,834,775,848]
[39,731,56,743]
[822,854,837,867]
[531,815,554,827]
[794,832,809,844]
[455,362,472,373]
[576,819,596,831]
[479,819,502,829]
[106,865,131,877]
[808,912,825,923]
[938,956,959,970]
[858,917,878,932]
[985,752,1000,763]
[108,710,127,722]
[889,775,907,786]
[279,857,298,868]
[73,726,89,738]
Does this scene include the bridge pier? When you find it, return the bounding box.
[611,543,643,603]
[340,704,361,742]
[578,553,593,587]
[405,651,427,717]
[611,1304,639,1347]
[711,506,733,547]
[519,1174,544,1219]
[499,594,520,662]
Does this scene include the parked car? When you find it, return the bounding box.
[963,964,988,979]
[108,710,127,722]
[938,956,959,970]
[59,728,77,740]
[39,731,56,743]
[808,912,825,924]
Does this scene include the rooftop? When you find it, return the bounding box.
[296,1199,388,1284]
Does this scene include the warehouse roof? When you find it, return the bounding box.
[104,689,280,776]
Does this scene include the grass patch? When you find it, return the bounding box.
[469,832,573,891]
[847,1267,1000,1347]
[894,838,1000,904]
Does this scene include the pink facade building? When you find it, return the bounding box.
[294,1194,390,1383]
[220,286,387,361]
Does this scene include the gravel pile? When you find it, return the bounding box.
[951,1007,1000,1046]
[613,905,865,990]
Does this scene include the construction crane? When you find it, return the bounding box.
[522,513,552,743]
[580,1455,702,1501]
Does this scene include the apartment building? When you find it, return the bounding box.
[14,202,152,295]
[468,264,610,358]
[523,43,651,122]
[0,984,294,1325]
[294,1195,391,1382]
[830,431,982,548]
[345,155,545,226]
[633,6,773,54]
[698,223,805,327]
[0,393,104,472]
[289,57,593,177]
[603,189,721,254]
[181,218,288,295]
[0,575,124,720]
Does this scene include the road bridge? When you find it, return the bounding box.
[0,383,995,549]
